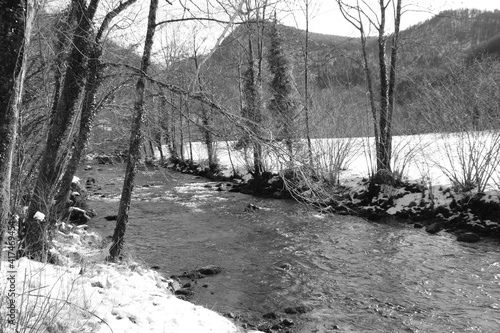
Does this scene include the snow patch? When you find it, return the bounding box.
[33,211,45,221]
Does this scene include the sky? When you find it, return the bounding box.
[284,0,500,37]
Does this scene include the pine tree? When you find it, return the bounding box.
[267,16,299,160]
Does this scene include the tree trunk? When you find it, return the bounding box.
[377,0,390,172]
[186,103,193,161]
[53,42,102,215]
[193,53,216,169]
[304,0,313,166]
[243,35,263,176]
[385,0,402,168]
[23,0,98,261]
[156,133,164,163]
[0,0,33,264]
[159,92,176,161]
[54,0,137,214]
[360,32,379,161]
[179,95,185,160]
[109,0,158,261]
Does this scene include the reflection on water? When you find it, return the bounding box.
[86,166,500,332]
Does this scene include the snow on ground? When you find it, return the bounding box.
[172,131,500,192]
[169,132,500,225]
[0,223,251,333]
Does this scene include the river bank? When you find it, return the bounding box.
[164,157,500,241]
[0,210,259,333]
[0,163,273,332]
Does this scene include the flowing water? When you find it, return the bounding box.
[85,164,500,332]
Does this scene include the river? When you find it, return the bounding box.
[85,164,500,332]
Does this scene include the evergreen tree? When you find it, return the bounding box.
[267,16,299,160]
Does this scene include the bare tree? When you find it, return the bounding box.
[239,0,270,177]
[23,0,100,260]
[54,0,137,214]
[109,0,159,261]
[337,0,402,179]
[303,0,313,165]
[192,42,218,169]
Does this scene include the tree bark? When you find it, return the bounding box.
[159,91,177,160]
[23,0,98,261]
[53,42,102,215]
[377,0,389,172]
[385,0,402,170]
[54,0,137,214]
[243,33,263,176]
[304,0,313,166]
[109,0,159,261]
[0,0,33,264]
[179,94,185,160]
[193,53,216,169]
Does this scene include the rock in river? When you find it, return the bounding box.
[425,222,442,234]
[457,232,480,243]
[196,265,222,276]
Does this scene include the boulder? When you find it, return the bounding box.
[263,312,277,320]
[457,232,480,243]
[196,265,222,276]
[425,222,442,234]
[68,207,92,225]
[174,289,194,297]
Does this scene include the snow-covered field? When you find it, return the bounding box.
[176,131,500,192]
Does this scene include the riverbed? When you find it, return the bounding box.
[84,164,500,332]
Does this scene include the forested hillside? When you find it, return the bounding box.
[87,8,500,159]
[180,8,500,139]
